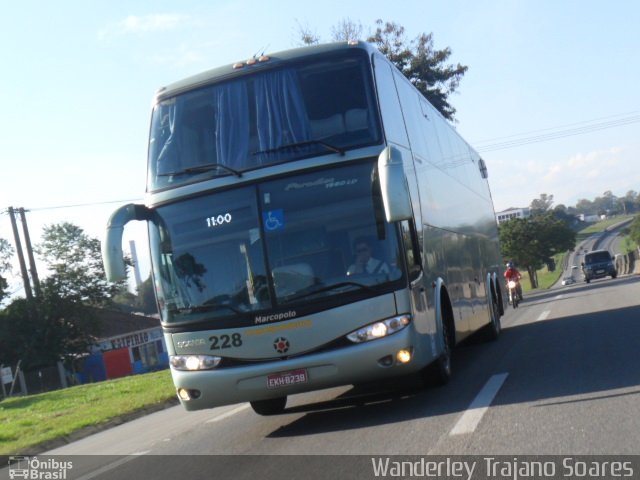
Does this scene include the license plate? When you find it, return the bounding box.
[267,368,308,389]
[596,269,605,274]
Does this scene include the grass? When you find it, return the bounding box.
[0,369,175,455]
[575,215,634,242]
[520,252,566,292]
[621,235,638,253]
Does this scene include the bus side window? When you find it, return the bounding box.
[373,55,409,148]
[400,219,422,280]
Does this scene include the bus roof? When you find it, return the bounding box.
[153,41,376,103]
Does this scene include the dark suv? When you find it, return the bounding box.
[582,249,617,283]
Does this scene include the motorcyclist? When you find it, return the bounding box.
[504,262,523,301]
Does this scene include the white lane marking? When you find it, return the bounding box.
[450,373,509,435]
[75,452,149,480]
[206,404,251,423]
[555,294,564,300]
[537,310,551,321]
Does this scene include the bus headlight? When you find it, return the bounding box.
[346,315,411,343]
[170,355,221,371]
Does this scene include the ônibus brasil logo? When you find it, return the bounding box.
[8,456,73,479]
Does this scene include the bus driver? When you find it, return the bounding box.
[347,236,390,276]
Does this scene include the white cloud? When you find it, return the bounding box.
[567,146,623,169]
[549,147,623,184]
[585,168,601,179]
[542,164,563,182]
[120,14,189,33]
[99,13,191,39]
[490,144,638,211]
[151,44,205,67]
[567,153,592,168]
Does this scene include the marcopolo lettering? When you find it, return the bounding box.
[255,310,297,324]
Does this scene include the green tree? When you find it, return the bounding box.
[0,223,119,368]
[552,204,579,228]
[36,222,122,305]
[0,282,100,369]
[368,20,468,121]
[590,191,620,216]
[530,193,554,214]
[499,213,576,288]
[629,215,640,246]
[0,237,13,303]
[575,198,595,216]
[331,18,363,43]
[297,18,468,121]
[621,190,638,214]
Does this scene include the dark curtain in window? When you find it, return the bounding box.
[213,82,249,169]
[255,68,311,162]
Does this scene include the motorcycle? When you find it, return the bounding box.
[508,280,520,308]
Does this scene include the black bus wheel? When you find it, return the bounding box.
[250,396,287,416]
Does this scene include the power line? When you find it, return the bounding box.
[474,111,640,153]
[24,198,143,212]
[473,110,640,144]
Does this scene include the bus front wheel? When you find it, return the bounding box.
[250,396,287,415]
[422,318,452,387]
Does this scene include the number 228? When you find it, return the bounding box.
[209,333,242,350]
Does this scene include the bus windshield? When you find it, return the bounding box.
[148,50,381,191]
[149,161,403,326]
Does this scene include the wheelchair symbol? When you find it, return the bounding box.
[263,210,284,231]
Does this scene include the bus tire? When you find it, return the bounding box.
[427,318,452,386]
[423,292,453,387]
[483,290,501,341]
[250,396,287,416]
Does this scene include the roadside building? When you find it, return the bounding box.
[6,310,168,395]
[496,207,531,225]
[74,309,168,384]
[577,213,604,223]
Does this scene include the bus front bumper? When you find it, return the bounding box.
[170,326,436,411]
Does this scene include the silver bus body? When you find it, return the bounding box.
[103,42,504,413]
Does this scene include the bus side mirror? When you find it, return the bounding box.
[377,146,413,222]
[102,204,151,282]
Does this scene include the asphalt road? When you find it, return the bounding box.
[36,274,640,478]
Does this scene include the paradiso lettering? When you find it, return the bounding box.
[284,177,357,191]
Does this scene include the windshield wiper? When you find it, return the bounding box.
[285,281,374,302]
[170,303,242,315]
[252,140,345,156]
[159,163,243,178]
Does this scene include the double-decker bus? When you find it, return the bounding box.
[102,41,505,415]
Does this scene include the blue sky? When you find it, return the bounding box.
[1,0,639,296]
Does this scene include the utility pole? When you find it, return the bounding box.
[129,240,143,288]
[18,208,41,297]
[7,206,33,301]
